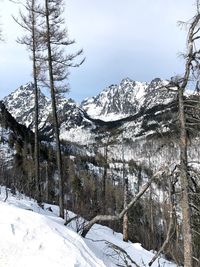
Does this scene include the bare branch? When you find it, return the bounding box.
[80,168,166,237]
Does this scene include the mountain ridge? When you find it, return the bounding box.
[2,77,178,146]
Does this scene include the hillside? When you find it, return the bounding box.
[0,187,176,267]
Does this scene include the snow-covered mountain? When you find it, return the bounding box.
[4,83,50,129]
[2,78,199,197]
[81,77,176,121]
[3,77,199,175]
[1,79,200,264]
[3,78,178,146]
[3,83,95,144]
[81,78,148,121]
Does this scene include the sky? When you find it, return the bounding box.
[0,0,197,102]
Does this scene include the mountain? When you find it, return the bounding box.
[3,78,177,146]
[3,83,95,144]
[81,78,148,121]
[0,100,34,167]
[1,77,183,169]
[3,83,49,129]
[2,78,200,264]
[80,77,176,121]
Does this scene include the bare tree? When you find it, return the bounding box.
[178,13,200,267]
[122,134,128,242]
[39,0,84,218]
[168,6,200,266]
[13,0,42,203]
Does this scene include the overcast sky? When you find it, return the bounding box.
[0,0,197,102]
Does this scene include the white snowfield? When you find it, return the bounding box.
[0,188,177,267]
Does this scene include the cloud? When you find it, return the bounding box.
[0,0,196,101]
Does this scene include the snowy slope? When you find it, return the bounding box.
[0,187,177,267]
[0,188,107,267]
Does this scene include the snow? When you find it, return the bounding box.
[0,187,177,267]
[0,189,106,267]
[3,83,51,129]
[60,126,95,145]
[81,78,148,121]
[0,127,14,164]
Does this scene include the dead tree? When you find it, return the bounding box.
[122,133,128,242]
[105,241,140,267]
[164,5,200,265]
[0,25,2,42]
[39,0,84,218]
[13,0,42,202]
[102,139,108,214]
[176,10,200,267]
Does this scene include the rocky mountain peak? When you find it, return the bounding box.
[120,77,135,86]
[2,76,178,145]
[3,83,95,144]
[4,82,49,128]
[81,78,169,121]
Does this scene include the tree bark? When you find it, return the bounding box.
[45,0,64,218]
[102,145,107,214]
[176,13,200,267]
[178,87,192,267]
[32,0,41,204]
[122,136,128,242]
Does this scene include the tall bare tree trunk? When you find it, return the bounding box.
[45,0,64,218]
[178,87,192,267]
[32,0,41,203]
[123,187,129,242]
[102,145,107,214]
[122,136,128,242]
[176,13,200,266]
[45,161,49,202]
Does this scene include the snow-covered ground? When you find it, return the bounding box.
[0,187,177,267]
